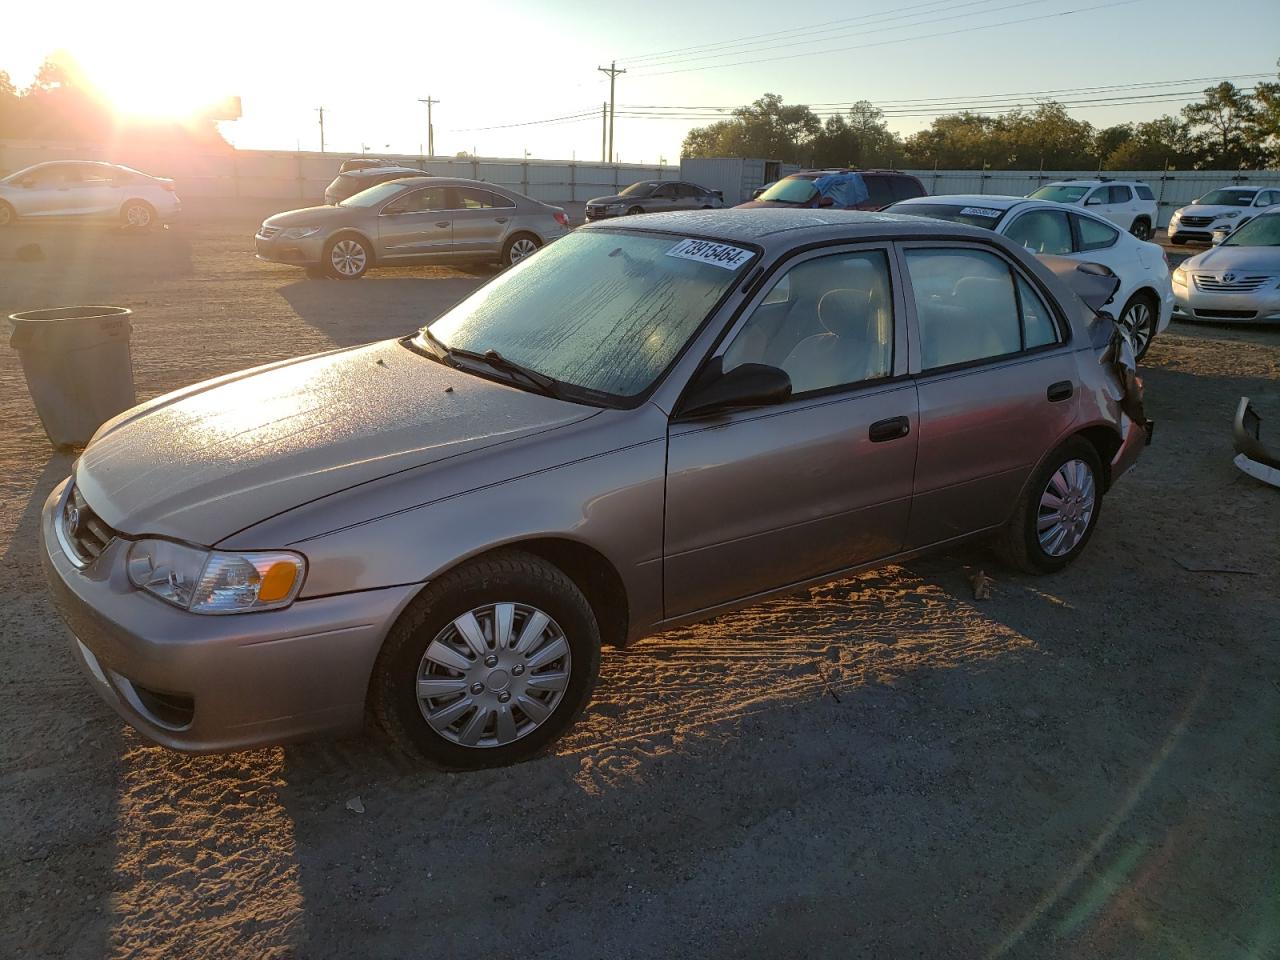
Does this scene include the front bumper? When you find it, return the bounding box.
[1169,216,1244,243]
[1171,283,1280,323]
[40,479,418,752]
[584,206,623,221]
[254,233,327,266]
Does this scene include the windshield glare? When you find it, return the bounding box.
[758,177,818,204]
[1029,185,1090,203]
[339,181,409,207]
[886,202,1004,229]
[1222,214,1280,247]
[1196,189,1256,207]
[421,230,755,401]
[619,182,658,197]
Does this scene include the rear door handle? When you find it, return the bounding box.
[869,416,910,442]
[1047,380,1073,402]
[494,217,508,223]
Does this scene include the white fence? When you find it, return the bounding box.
[903,169,1280,228]
[0,141,680,206]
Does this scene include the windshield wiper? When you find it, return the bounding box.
[452,347,566,400]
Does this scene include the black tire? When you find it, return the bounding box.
[626,205,644,216]
[323,233,371,279]
[1129,217,1152,241]
[1118,291,1159,361]
[995,437,1104,575]
[500,232,541,267]
[120,199,156,230]
[0,201,14,228]
[370,549,601,769]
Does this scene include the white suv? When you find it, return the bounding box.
[1167,186,1280,245]
[1028,179,1158,241]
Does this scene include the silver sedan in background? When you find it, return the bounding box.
[0,160,180,229]
[255,177,570,277]
[1173,208,1280,323]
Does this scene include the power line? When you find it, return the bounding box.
[632,0,1145,78]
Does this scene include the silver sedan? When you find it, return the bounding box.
[255,177,570,277]
[1172,209,1280,324]
[43,210,1148,768]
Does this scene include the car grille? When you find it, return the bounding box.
[258,225,281,239]
[1194,308,1258,319]
[584,207,606,219]
[1193,273,1272,293]
[1178,216,1214,228]
[60,486,117,564]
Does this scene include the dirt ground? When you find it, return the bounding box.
[0,217,1277,960]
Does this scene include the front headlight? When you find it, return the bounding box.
[127,540,306,614]
[1172,265,1187,286]
[280,226,322,239]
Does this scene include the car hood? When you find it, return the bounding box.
[264,205,358,227]
[1176,204,1251,219]
[1183,245,1280,273]
[74,339,597,545]
[588,195,629,205]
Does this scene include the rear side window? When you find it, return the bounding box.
[1018,276,1059,348]
[456,187,499,209]
[1135,185,1154,201]
[905,248,1023,370]
[889,176,925,201]
[1074,215,1119,251]
[863,175,894,208]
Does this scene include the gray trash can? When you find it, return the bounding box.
[9,306,137,449]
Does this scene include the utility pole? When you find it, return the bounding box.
[418,96,439,157]
[601,102,608,163]
[597,62,625,165]
[316,107,325,153]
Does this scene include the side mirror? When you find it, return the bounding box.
[677,358,792,420]
[1085,195,1103,206]
[817,195,835,208]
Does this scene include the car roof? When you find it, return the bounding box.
[580,208,996,245]
[348,165,424,176]
[1042,178,1147,187]
[893,194,1027,211]
[381,176,536,197]
[1201,185,1267,191]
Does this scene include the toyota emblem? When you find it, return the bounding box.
[1223,272,1237,283]
[64,502,81,537]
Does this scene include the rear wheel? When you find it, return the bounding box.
[1129,217,1152,241]
[324,235,370,278]
[996,437,1103,574]
[501,233,540,267]
[121,200,155,230]
[1117,291,1158,360]
[370,550,601,769]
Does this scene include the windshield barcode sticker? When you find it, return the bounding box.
[666,238,753,270]
[959,206,1004,219]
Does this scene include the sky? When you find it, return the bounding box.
[2,0,1277,164]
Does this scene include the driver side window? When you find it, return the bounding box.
[382,187,447,215]
[722,251,894,395]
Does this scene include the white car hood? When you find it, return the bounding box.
[1183,245,1280,274]
[1176,204,1252,219]
[74,339,596,545]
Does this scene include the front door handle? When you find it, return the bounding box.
[435,221,450,228]
[1047,380,1073,402]
[869,416,910,442]
[494,217,508,223]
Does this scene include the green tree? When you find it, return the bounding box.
[1182,81,1263,168]
[1105,116,1196,169]
[810,100,901,167]
[681,93,821,162]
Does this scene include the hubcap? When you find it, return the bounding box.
[508,238,538,264]
[330,239,367,276]
[126,205,150,226]
[1037,458,1096,557]
[1120,301,1152,354]
[416,602,571,748]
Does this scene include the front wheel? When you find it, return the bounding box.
[1118,292,1158,360]
[996,437,1103,575]
[1129,217,1152,241]
[501,233,540,267]
[370,550,601,768]
[626,205,644,216]
[0,201,14,228]
[324,235,370,278]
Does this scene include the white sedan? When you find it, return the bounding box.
[0,160,180,229]
[886,194,1173,358]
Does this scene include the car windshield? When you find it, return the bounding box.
[1195,189,1256,207]
[757,177,819,204]
[419,230,756,403]
[339,181,409,207]
[1028,185,1090,203]
[619,182,658,197]
[885,202,1006,229]
[1222,214,1280,247]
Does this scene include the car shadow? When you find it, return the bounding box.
[277,276,487,348]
